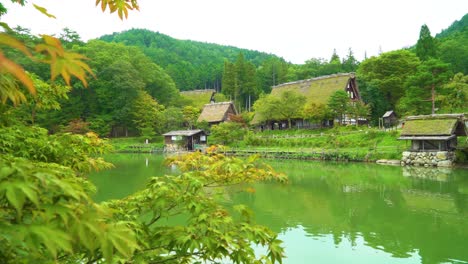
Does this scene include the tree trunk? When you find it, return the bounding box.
[431,83,435,114]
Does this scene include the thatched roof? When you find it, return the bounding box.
[197,102,237,123]
[180,89,227,109]
[163,129,204,137]
[400,114,467,137]
[270,73,360,105]
[251,73,359,125]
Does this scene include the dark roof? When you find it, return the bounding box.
[197,102,237,123]
[163,129,204,137]
[399,114,467,138]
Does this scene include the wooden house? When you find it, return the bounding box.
[163,129,207,152]
[252,73,363,129]
[381,110,398,128]
[398,114,467,152]
[197,102,238,126]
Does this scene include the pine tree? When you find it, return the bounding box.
[416,24,437,61]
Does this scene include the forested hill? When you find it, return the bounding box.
[436,13,467,39]
[433,13,467,74]
[99,29,285,91]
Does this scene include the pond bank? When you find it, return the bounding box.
[222,148,392,162]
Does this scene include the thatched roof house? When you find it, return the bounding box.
[180,89,227,109]
[270,73,361,105]
[197,102,238,125]
[252,73,362,128]
[398,114,467,151]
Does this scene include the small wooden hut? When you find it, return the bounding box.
[197,102,237,126]
[163,129,207,152]
[398,114,467,152]
[380,110,398,128]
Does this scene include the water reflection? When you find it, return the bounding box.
[90,155,468,264]
[232,160,468,264]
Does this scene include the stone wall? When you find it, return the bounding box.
[401,151,455,167]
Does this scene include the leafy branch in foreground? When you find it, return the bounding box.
[0,156,138,263]
[107,147,287,263]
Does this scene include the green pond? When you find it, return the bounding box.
[89,154,468,264]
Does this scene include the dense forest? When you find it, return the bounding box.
[2,12,467,136]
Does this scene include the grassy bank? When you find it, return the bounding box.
[231,126,405,161]
[108,126,468,163]
[109,136,164,153]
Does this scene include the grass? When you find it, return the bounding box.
[109,136,164,152]
[234,126,405,161]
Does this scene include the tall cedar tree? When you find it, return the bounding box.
[416,24,437,61]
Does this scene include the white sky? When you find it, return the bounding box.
[2,0,467,64]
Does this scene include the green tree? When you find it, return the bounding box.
[327,90,350,125]
[221,60,237,101]
[438,73,468,113]
[210,122,246,145]
[358,80,391,126]
[256,57,289,93]
[416,24,437,61]
[349,101,370,126]
[162,106,184,132]
[252,93,280,125]
[398,58,451,115]
[342,48,359,72]
[437,33,468,74]
[182,105,200,129]
[275,90,307,128]
[303,102,331,127]
[357,50,420,109]
[132,90,165,138]
[13,74,70,124]
[222,53,259,111]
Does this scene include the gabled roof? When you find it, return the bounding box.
[197,102,237,123]
[400,114,467,137]
[270,73,360,105]
[163,129,204,137]
[383,110,396,118]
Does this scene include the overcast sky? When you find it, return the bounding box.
[2,0,467,64]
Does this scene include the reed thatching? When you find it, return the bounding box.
[197,102,237,123]
[400,114,467,136]
[271,73,359,105]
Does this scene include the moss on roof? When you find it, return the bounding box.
[197,102,237,123]
[180,90,227,109]
[271,73,352,105]
[401,119,458,136]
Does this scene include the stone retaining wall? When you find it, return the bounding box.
[401,151,454,167]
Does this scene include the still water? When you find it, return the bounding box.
[89,154,468,264]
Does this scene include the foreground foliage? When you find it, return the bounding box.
[1,2,286,263]
[107,147,287,263]
[0,131,286,263]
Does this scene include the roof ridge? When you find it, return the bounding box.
[181,89,216,93]
[272,72,355,89]
[406,114,465,120]
[203,101,233,106]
